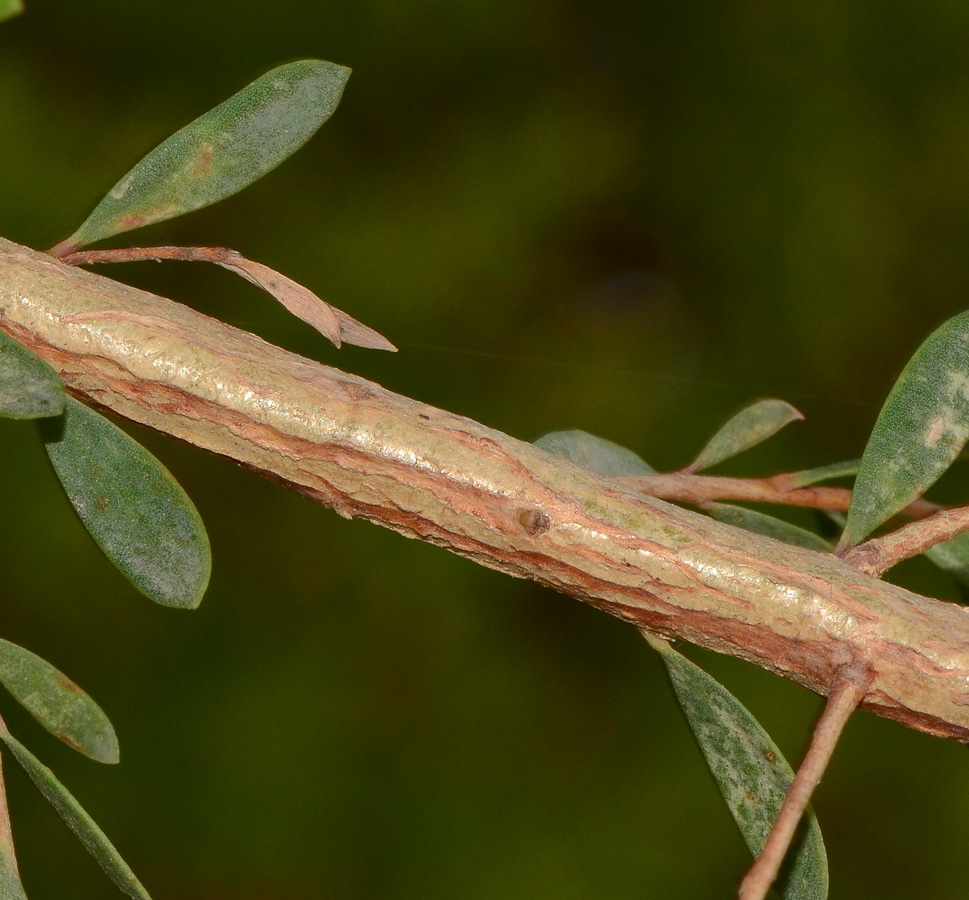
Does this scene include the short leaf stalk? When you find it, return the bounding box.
[738,662,872,900]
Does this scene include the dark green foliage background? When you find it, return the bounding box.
[2,2,969,897]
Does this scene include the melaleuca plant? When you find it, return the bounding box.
[4,3,969,899]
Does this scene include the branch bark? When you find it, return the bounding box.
[3,236,969,742]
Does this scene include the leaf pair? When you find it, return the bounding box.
[58,60,351,254]
[0,329,210,608]
[0,639,150,898]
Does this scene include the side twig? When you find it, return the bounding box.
[620,471,941,517]
[739,661,872,900]
[841,506,969,577]
[6,235,969,742]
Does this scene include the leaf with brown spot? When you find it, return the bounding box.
[0,639,119,764]
[841,310,969,549]
[57,59,351,251]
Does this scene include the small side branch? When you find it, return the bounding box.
[841,506,969,577]
[621,472,940,517]
[739,661,872,900]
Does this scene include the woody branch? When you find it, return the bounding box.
[3,236,969,743]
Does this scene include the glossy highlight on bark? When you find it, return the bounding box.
[57,59,351,252]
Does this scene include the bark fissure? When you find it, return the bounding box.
[4,236,969,741]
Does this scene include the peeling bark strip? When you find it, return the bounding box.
[4,236,969,741]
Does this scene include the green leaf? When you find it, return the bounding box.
[42,397,210,608]
[61,59,351,251]
[0,329,65,420]
[0,732,151,900]
[707,504,832,552]
[688,399,804,473]
[0,0,22,23]
[0,755,27,900]
[534,430,655,475]
[0,640,118,764]
[841,311,969,548]
[788,459,860,489]
[643,633,828,899]
[924,531,969,588]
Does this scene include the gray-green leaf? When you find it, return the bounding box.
[707,504,832,552]
[0,329,65,420]
[42,397,210,608]
[0,754,27,900]
[841,311,969,548]
[0,640,118,763]
[788,460,860,489]
[0,0,22,23]
[60,59,351,251]
[643,633,828,899]
[0,732,151,900]
[534,429,655,475]
[688,399,803,473]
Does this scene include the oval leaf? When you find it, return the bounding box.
[0,0,22,23]
[642,633,828,900]
[42,397,211,608]
[61,59,351,250]
[0,640,118,763]
[707,504,832,552]
[0,329,65,420]
[0,732,151,900]
[687,399,804,473]
[841,311,969,548]
[534,429,655,475]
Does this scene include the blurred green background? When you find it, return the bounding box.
[3,1,969,897]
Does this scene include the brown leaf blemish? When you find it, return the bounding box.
[192,144,214,177]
